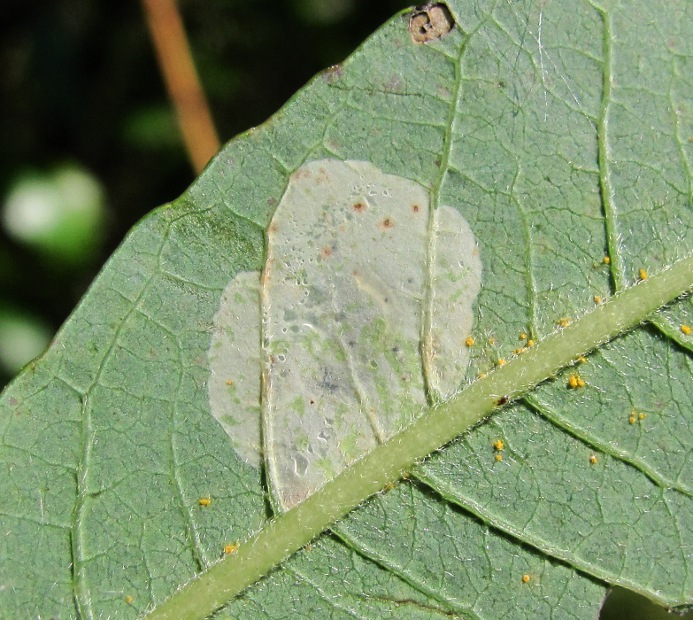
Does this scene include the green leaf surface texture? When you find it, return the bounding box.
[1,1,692,619]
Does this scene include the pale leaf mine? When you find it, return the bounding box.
[208,160,482,510]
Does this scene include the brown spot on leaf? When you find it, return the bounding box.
[412,204,420,213]
[380,217,394,229]
[292,168,311,180]
[409,3,455,44]
[315,167,329,184]
[321,246,333,259]
[353,202,366,213]
[384,74,405,94]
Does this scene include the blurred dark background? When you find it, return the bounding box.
[0,0,412,386]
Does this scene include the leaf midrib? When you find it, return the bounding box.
[146,253,693,620]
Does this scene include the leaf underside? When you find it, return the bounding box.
[1,1,692,619]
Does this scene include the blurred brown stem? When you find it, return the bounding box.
[141,0,220,174]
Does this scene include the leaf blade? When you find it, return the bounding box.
[147,254,693,619]
[1,1,692,618]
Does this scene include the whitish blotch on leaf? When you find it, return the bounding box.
[208,159,482,511]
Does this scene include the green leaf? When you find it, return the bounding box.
[1,1,692,619]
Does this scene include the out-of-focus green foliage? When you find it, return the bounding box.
[3,164,106,265]
[0,305,52,376]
